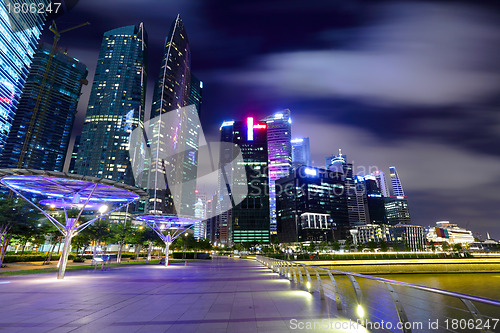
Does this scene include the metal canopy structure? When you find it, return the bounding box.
[0,169,147,279]
[135,214,199,266]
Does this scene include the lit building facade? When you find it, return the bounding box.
[350,224,392,246]
[291,137,311,169]
[358,175,387,225]
[219,118,270,244]
[194,191,207,240]
[385,196,411,225]
[263,109,292,235]
[276,166,348,243]
[326,150,368,227]
[0,43,87,171]
[0,1,49,156]
[392,224,426,251]
[389,166,405,196]
[147,16,200,216]
[75,24,147,185]
[426,221,474,246]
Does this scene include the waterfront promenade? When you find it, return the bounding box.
[0,257,361,333]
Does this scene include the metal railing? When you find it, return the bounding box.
[256,256,500,333]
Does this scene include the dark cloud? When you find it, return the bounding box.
[43,0,500,239]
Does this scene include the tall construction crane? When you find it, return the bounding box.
[16,20,90,169]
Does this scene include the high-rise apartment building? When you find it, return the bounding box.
[291,137,311,169]
[219,118,270,244]
[0,1,49,156]
[0,43,87,171]
[263,110,292,235]
[75,24,147,184]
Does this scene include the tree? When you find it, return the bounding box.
[0,198,42,266]
[332,241,341,252]
[343,238,352,252]
[319,241,328,253]
[429,241,436,252]
[109,220,135,263]
[380,241,388,252]
[441,242,450,251]
[452,243,463,252]
[357,243,365,252]
[86,218,111,257]
[367,241,377,251]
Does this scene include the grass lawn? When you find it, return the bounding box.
[0,259,196,277]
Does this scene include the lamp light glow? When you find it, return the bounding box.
[98,205,108,214]
[357,305,365,317]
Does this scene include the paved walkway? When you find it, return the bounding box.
[0,258,365,333]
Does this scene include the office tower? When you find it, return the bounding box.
[291,137,311,169]
[385,197,411,225]
[194,191,207,240]
[219,118,269,244]
[389,166,405,196]
[326,150,368,228]
[263,109,292,235]
[385,166,411,225]
[359,175,387,224]
[147,16,200,216]
[0,43,87,171]
[75,24,147,184]
[68,136,80,173]
[372,170,389,197]
[392,224,426,251]
[276,166,348,242]
[0,1,49,156]
[205,193,217,242]
[188,74,203,115]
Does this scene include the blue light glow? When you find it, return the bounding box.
[304,167,317,176]
[221,120,234,127]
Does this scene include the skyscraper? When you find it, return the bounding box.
[386,166,411,225]
[372,170,389,197]
[147,16,200,216]
[75,24,147,184]
[326,150,368,229]
[389,166,405,196]
[291,137,311,169]
[0,43,87,171]
[263,109,292,235]
[358,175,387,225]
[0,1,49,156]
[276,166,348,242]
[219,118,270,244]
[194,191,207,240]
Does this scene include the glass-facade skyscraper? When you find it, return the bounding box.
[263,109,292,235]
[147,16,200,216]
[219,118,270,244]
[389,166,405,196]
[0,43,87,171]
[0,1,49,157]
[276,166,348,242]
[291,137,311,169]
[75,24,147,184]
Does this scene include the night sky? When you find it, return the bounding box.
[43,0,500,239]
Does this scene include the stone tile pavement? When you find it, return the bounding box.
[0,258,367,332]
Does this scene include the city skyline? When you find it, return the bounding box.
[31,0,500,239]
